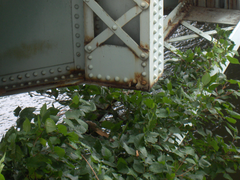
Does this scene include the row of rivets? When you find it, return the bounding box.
[1,66,71,83]
[2,73,80,89]
[88,74,130,82]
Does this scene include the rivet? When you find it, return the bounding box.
[5,86,8,89]
[20,83,24,87]
[153,30,157,34]
[12,85,16,88]
[25,73,30,78]
[123,78,128,82]
[159,15,162,19]
[154,66,157,70]
[158,43,162,47]
[89,73,93,78]
[158,35,162,38]
[159,69,162,73]
[54,77,58,81]
[154,49,157,53]
[42,71,46,75]
[36,81,40,84]
[159,6,162,10]
[115,76,120,82]
[61,76,65,79]
[154,57,157,62]
[75,33,80,38]
[66,66,70,71]
[106,76,110,80]
[140,53,146,59]
[58,68,62,72]
[76,43,81,47]
[140,2,146,8]
[2,78,6,82]
[76,65,80,69]
[88,55,92,60]
[87,46,92,51]
[158,52,162,56]
[17,75,22,80]
[33,72,38,76]
[9,77,14,81]
[154,75,157,79]
[49,69,54,74]
[88,65,93,70]
[142,62,147,67]
[142,72,147,77]
[28,82,32,85]
[44,79,48,82]
[78,73,82,76]
[76,52,81,57]
[158,61,162,65]
[153,11,157,15]
[97,74,102,79]
[74,14,79,19]
[158,25,162,29]
[75,24,79,29]
[70,74,74,78]
[153,20,157,24]
[112,25,117,31]
[154,2,157,6]
[154,40,157,44]
[74,4,79,9]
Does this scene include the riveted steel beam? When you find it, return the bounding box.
[83,0,148,60]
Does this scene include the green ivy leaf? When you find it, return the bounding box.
[45,118,57,133]
[72,95,80,104]
[57,124,67,135]
[133,159,144,173]
[54,147,65,157]
[227,56,240,64]
[202,72,211,86]
[23,118,31,133]
[123,143,135,156]
[226,117,237,124]
[40,103,47,117]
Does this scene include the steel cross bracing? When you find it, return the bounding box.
[83,0,164,90]
[164,1,240,74]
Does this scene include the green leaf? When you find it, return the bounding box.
[133,133,144,149]
[225,126,233,137]
[144,99,155,109]
[63,118,74,128]
[45,118,57,133]
[227,110,240,119]
[40,104,47,117]
[227,56,240,64]
[39,138,47,147]
[23,118,31,132]
[123,143,135,156]
[54,147,65,157]
[223,173,233,180]
[226,117,237,124]
[149,162,164,173]
[156,108,168,118]
[133,159,144,173]
[202,72,211,86]
[72,95,80,104]
[57,124,67,135]
[0,174,5,180]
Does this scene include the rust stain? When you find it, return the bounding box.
[84,35,94,45]
[96,42,99,47]
[0,41,54,60]
[139,44,149,53]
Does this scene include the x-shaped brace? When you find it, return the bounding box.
[83,0,149,60]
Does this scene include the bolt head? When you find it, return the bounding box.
[115,77,120,82]
[142,72,147,77]
[97,74,102,79]
[88,65,93,70]
[106,76,110,80]
[88,55,92,60]
[58,68,62,72]
[140,2,146,8]
[123,78,128,82]
[112,25,117,31]
[87,46,92,51]
[89,73,93,78]
[142,62,147,67]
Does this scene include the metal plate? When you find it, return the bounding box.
[0,0,84,94]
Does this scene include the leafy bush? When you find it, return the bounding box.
[0,28,240,180]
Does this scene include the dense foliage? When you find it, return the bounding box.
[1,28,240,180]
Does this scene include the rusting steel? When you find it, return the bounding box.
[164,2,192,40]
[184,6,240,25]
